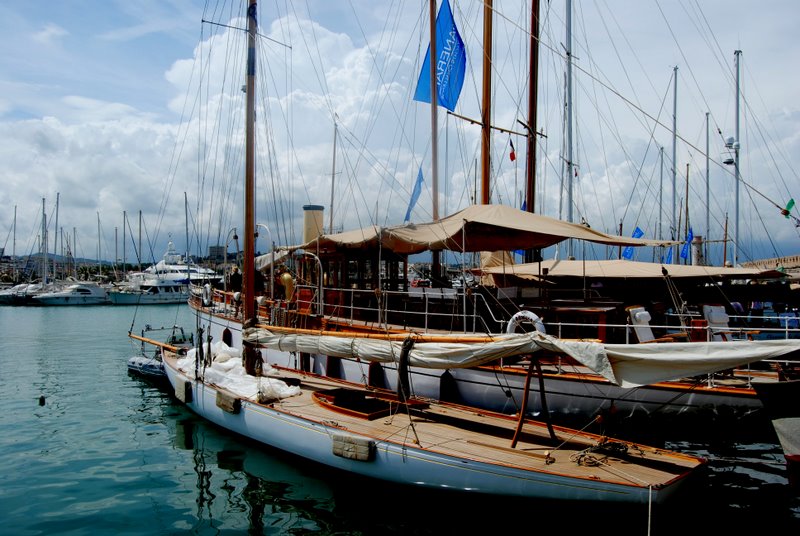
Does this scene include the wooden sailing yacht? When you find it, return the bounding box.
[161,0,727,506]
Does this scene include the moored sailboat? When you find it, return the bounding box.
[161,0,724,506]
[183,0,800,445]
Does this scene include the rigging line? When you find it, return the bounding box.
[452,1,486,131]
[348,0,426,176]
[343,1,419,227]
[200,18,292,49]
[490,1,769,206]
[739,61,799,200]
[600,0,662,103]
[671,0,733,117]
[574,7,621,232]
[153,14,208,252]
[667,4,793,242]
[695,0,797,207]
[295,0,335,115]
[740,110,781,259]
[592,1,649,112]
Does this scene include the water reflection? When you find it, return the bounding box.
[123,361,800,535]
[167,411,338,534]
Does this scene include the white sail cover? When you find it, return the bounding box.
[244,327,800,388]
[533,335,800,388]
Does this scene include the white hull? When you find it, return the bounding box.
[33,283,110,306]
[162,353,699,503]
[109,291,189,305]
[193,307,765,422]
[35,296,110,305]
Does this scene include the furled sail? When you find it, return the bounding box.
[244,327,800,388]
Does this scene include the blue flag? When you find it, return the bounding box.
[680,227,694,260]
[413,0,466,112]
[404,167,424,222]
[622,226,644,260]
[664,247,673,264]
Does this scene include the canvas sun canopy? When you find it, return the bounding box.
[481,258,786,280]
[299,204,676,255]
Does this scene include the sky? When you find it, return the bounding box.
[1,0,798,271]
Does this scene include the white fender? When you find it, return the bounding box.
[202,283,212,306]
[506,310,545,334]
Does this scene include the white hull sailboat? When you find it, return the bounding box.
[162,341,702,503]
[159,0,723,507]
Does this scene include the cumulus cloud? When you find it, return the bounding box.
[1,1,799,268]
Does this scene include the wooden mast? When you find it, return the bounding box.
[430,0,442,284]
[525,0,540,262]
[480,0,493,204]
[243,0,258,374]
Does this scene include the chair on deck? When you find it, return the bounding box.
[626,305,689,343]
[701,304,760,341]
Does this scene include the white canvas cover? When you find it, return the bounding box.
[244,327,800,389]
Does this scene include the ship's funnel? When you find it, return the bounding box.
[303,204,325,243]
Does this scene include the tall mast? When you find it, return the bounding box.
[242,0,259,374]
[122,210,126,278]
[97,212,101,274]
[429,0,442,283]
[243,0,257,322]
[12,205,16,282]
[54,192,59,280]
[733,50,741,267]
[138,210,142,272]
[671,65,678,264]
[329,119,337,234]
[429,0,439,217]
[565,0,574,258]
[480,0,493,204]
[705,112,710,264]
[659,147,664,241]
[184,192,190,284]
[524,0,540,263]
[42,198,47,284]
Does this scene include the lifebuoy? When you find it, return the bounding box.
[506,310,545,334]
[202,283,212,306]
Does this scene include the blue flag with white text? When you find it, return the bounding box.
[622,226,644,260]
[404,167,425,222]
[413,0,466,112]
[680,227,694,260]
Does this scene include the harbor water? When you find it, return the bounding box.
[1,304,799,535]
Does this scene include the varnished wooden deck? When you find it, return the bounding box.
[198,363,701,489]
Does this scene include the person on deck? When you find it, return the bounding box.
[229,266,242,293]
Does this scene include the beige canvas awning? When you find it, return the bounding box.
[482,258,786,280]
[301,204,676,255]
